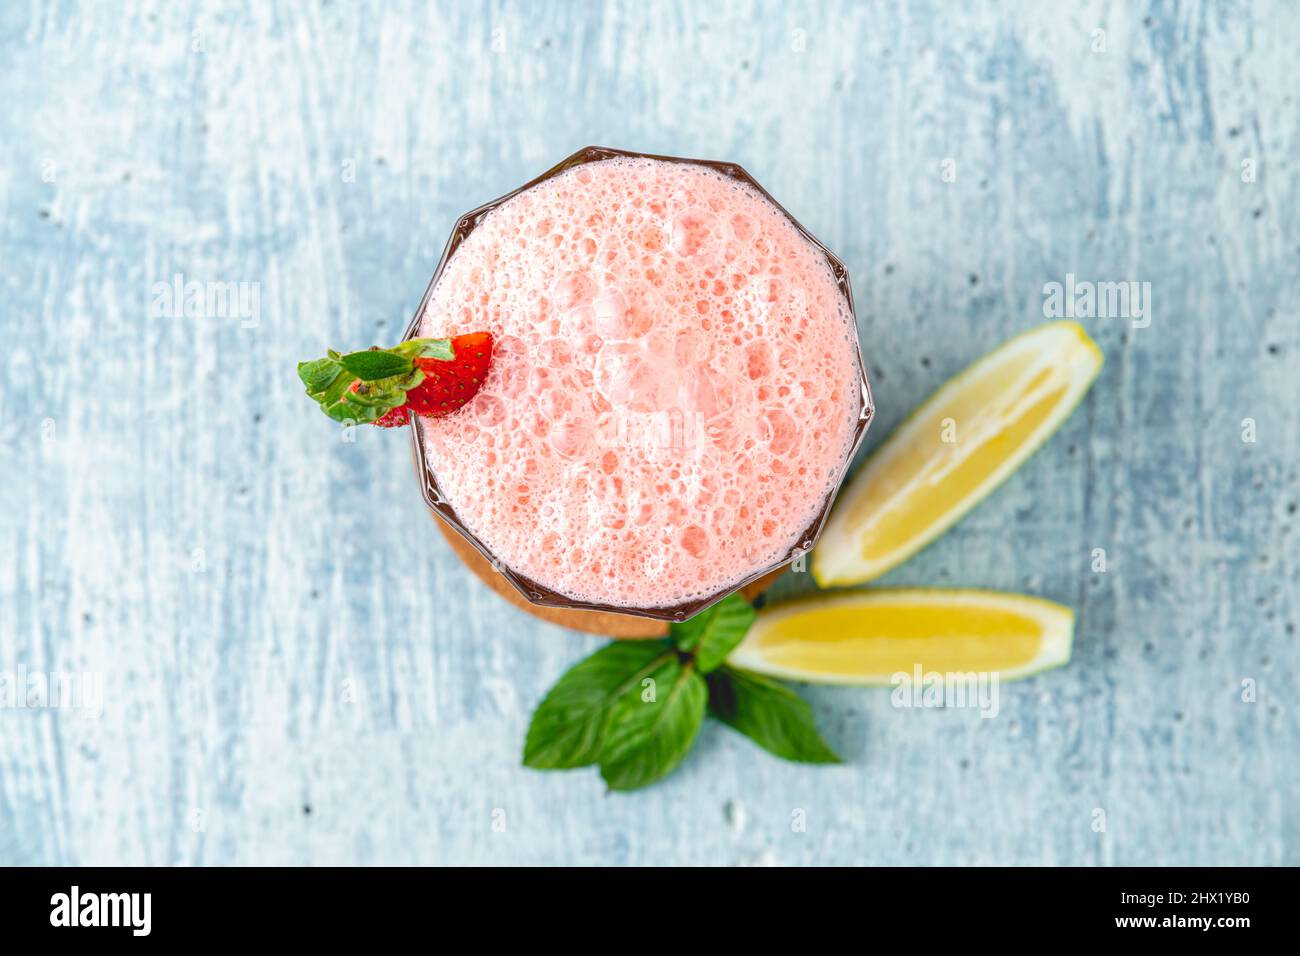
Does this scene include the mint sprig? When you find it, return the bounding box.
[296,337,456,424]
[522,593,840,791]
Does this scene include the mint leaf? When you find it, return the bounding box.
[599,658,707,791]
[339,349,415,381]
[707,665,841,764]
[523,641,674,770]
[671,593,756,673]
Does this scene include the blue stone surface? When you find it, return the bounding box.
[0,1,1296,865]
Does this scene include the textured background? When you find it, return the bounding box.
[1,0,1297,866]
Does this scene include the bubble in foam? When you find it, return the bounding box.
[760,408,799,456]
[681,524,710,558]
[474,394,506,427]
[593,341,669,413]
[417,157,861,608]
[549,415,592,459]
[592,287,653,339]
[552,272,594,311]
[538,338,573,367]
[671,210,716,257]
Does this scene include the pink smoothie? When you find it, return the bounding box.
[418,156,862,609]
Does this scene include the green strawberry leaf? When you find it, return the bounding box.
[307,368,358,414]
[523,641,675,770]
[598,658,707,791]
[670,593,756,673]
[408,338,455,361]
[298,357,342,392]
[706,665,841,764]
[339,349,415,381]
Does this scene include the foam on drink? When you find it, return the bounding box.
[418,157,862,609]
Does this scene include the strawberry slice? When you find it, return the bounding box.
[370,403,412,428]
[402,332,494,420]
[297,332,494,427]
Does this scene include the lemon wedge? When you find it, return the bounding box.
[727,589,1074,685]
[813,320,1103,587]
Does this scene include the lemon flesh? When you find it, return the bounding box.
[727,589,1074,685]
[813,321,1103,587]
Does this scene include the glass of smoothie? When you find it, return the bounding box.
[409,146,872,622]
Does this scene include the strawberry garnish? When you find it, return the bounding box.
[298,333,493,426]
[403,331,494,419]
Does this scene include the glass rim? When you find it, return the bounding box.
[404,145,874,623]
